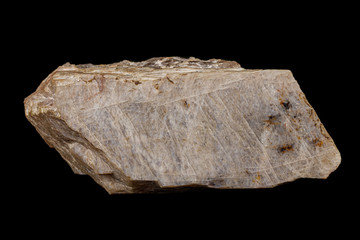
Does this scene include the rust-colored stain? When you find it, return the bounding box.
[252,172,261,183]
[88,74,106,100]
[312,138,324,147]
[95,75,105,93]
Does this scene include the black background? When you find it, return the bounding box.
[7,2,356,235]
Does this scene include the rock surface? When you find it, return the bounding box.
[24,57,341,193]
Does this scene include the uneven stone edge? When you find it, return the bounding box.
[23,63,250,193]
[24,63,341,193]
[23,72,238,193]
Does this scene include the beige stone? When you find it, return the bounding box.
[24,57,341,193]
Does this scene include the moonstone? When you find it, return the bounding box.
[24,57,341,193]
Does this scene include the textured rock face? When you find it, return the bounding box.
[24,57,341,193]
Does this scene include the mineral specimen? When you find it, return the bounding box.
[24,57,341,193]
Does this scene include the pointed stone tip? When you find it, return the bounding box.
[323,151,342,179]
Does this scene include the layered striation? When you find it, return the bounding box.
[24,57,341,193]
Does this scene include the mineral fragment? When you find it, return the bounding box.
[24,57,341,193]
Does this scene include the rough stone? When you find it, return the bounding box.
[24,57,341,193]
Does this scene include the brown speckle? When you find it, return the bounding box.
[307,108,315,118]
[265,114,281,125]
[183,99,190,108]
[209,179,225,187]
[299,92,312,108]
[280,100,292,110]
[85,76,95,83]
[278,144,294,153]
[252,172,261,183]
[312,138,324,147]
[133,80,142,85]
[153,83,159,90]
[319,124,331,140]
[166,76,174,84]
